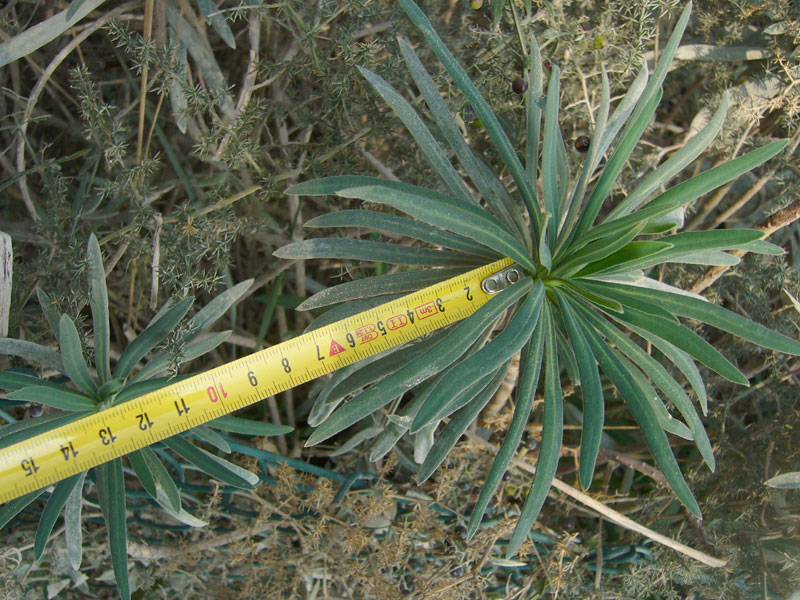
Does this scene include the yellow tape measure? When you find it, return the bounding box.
[0,258,518,504]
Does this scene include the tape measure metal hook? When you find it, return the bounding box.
[481,263,522,295]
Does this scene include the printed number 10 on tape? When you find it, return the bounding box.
[0,258,514,503]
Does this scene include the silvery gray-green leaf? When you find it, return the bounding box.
[306,210,497,259]
[0,338,64,373]
[298,268,469,311]
[87,234,112,384]
[58,314,97,396]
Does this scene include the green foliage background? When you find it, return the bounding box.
[0,0,799,598]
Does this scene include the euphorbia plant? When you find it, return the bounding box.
[276,0,798,555]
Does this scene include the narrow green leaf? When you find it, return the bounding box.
[610,304,749,385]
[96,459,130,600]
[7,386,96,411]
[128,331,230,384]
[764,472,800,489]
[64,471,87,570]
[600,229,763,272]
[306,278,534,446]
[467,325,545,540]
[66,0,91,20]
[579,316,702,517]
[526,35,544,205]
[608,92,730,220]
[633,327,708,415]
[162,435,258,488]
[370,324,494,461]
[191,425,231,453]
[168,35,189,133]
[187,279,253,337]
[507,303,563,557]
[370,371,446,461]
[575,241,672,277]
[35,473,82,559]
[542,64,561,246]
[97,378,125,403]
[296,178,535,273]
[359,66,473,202]
[582,140,789,246]
[210,415,293,436]
[471,155,532,246]
[0,338,64,373]
[128,449,157,499]
[310,331,448,426]
[58,315,97,396]
[594,280,800,356]
[734,239,784,255]
[306,296,404,333]
[581,0,693,231]
[617,354,694,440]
[0,412,88,450]
[87,234,111,384]
[397,0,540,237]
[114,297,194,379]
[554,222,646,275]
[574,88,663,237]
[397,38,530,246]
[538,214,552,272]
[306,210,497,259]
[418,367,508,483]
[0,370,78,393]
[333,426,384,457]
[608,319,714,466]
[0,489,44,529]
[274,238,485,268]
[36,289,62,344]
[0,0,108,68]
[557,295,604,490]
[196,0,235,48]
[577,280,679,323]
[298,268,469,311]
[411,282,544,431]
[134,446,181,513]
[559,280,624,314]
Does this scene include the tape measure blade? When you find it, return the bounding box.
[0,258,513,504]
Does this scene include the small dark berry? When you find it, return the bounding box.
[543,60,552,71]
[574,135,591,152]
[512,77,528,95]
[455,525,467,537]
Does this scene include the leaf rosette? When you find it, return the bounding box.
[276,0,798,555]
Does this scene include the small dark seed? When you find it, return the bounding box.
[455,525,467,538]
[543,60,552,71]
[512,77,528,95]
[574,135,591,152]
[562,516,578,531]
